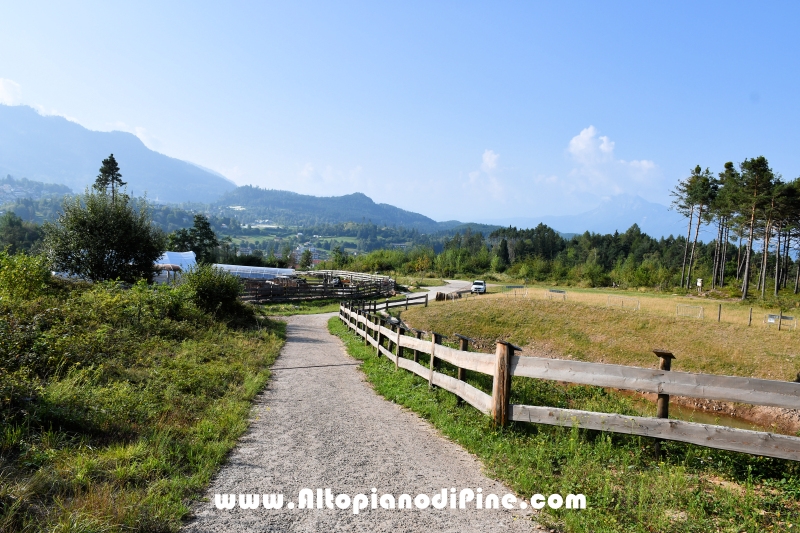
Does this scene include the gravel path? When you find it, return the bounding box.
[184,313,542,533]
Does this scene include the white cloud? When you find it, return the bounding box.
[466,149,504,200]
[566,125,656,193]
[481,149,499,173]
[0,79,22,105]
[299,162,315,179]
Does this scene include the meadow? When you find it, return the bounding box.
[402,289,799,382]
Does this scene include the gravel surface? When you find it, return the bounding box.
[184,313,543,533]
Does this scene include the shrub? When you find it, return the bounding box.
[180,264,244,316]
[0,250,51,301]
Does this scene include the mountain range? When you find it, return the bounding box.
[483,194,686,239]
[212,187,497,234]
[0,105,235,203]
[0,104,687,238]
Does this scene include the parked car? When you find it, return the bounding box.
[471,280,486,294]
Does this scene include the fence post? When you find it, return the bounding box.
[653,349,676,458]
[395,327,403,369]
[405,296,409,310]
[362,311,369,346]
[376,318,385,356]
[456,335,469,406]
[492,342,513,427]
[428,332,441,389]
[414,330,422,363]
[425,294,428,307]
[749,307,753,326]
[718,304,722,322]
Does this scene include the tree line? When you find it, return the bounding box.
[671,158,800,300]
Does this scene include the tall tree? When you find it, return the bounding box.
[670,170,697,288]
[736,156,777,300]
[93,154,127,201]
[167,214,220,263]
[43,189,165,282]
[685,167,717,289]
[710,162,740,288]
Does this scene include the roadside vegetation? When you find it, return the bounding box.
[329,316,800,532]
[0,258,283,532]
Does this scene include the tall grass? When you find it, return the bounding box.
[0,255,284,532]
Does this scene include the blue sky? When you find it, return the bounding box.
[1,1,799,221]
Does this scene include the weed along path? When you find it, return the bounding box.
[184,313,541,533]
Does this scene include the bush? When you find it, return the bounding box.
[0,250,51,301]
[180,264,244,316]
[42,190,166,283]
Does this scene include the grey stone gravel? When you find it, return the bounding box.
[183,313,543,533]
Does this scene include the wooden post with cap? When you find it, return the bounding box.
[652,349,676,458]
[492,341,514,427]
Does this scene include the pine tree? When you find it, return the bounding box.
[93,154,127,201]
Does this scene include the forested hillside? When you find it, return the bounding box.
[212,187,455,232]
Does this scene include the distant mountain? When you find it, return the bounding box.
[0,105,235,203]
[215,187,457,233]
[485,194,686,239]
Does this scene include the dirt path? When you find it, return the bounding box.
[184,313,542,533]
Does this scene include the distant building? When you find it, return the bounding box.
[237,246,253,256]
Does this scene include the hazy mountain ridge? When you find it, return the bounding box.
[214,186,456,233]
[0,105,235,203]
[484,194,685,239]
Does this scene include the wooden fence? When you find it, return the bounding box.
[302,269,394,286]
[242,277,393,303]
[350,293,428,313]
[338,303,800,461]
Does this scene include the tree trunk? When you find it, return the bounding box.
[720,219,729,287]
[680,206,694,289]
[686,204,703,289]
[782,231,791,288]
[735,232,743,281]
[795,256,799,295]
[774,222,782,297]
[741,205,757,300]
[711,221,722,289]
[759,219,772,299]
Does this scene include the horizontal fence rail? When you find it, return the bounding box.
[351,293,429,312]
[242,270,395,303]
[338,303,800,461]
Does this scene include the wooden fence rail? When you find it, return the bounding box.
[338,303,800,461]
[350,293,429,312]
[242,280,393,303]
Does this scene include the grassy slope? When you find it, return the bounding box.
[401,297,799,381]
[0,282,284,533]
[328,316,800,532]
